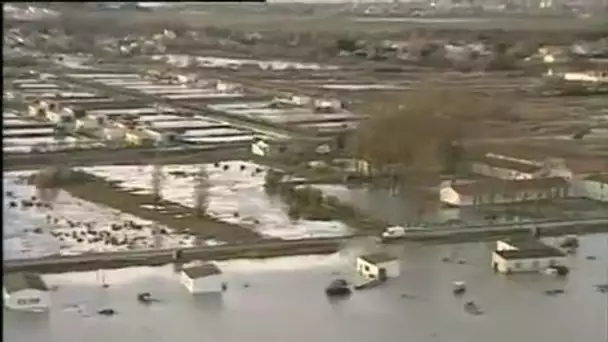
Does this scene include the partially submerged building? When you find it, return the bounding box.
[491,239,566,274]
[3,273,51,311]
[356,252,400,280]
[440,177,572,207]
[180,263,225,294]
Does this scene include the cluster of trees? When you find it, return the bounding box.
[354,85,513,187]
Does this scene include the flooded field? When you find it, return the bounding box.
[4,234,608,342]
[312,184,608,225]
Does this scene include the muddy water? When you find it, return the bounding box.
[4,234,608,342]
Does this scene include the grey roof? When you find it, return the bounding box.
[494,248,565,260]
[3,273,48,293]
[359,252,398,264]
[182,263,222,279]
[495,239,566,260]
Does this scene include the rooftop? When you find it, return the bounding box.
[182,263,222,279]
[451,177,568,196]
[494,248,566,260]
[359,252,398,264]
[473,155,543,174]
[495,238,566,260]
[3,272,48,293]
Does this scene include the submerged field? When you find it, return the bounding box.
[4,234,608,342]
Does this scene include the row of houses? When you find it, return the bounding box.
[26,100,198,147]
[441,174,607,206]
[440,152,608,206]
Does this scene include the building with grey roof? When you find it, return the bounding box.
[3,273,51,311]
[180,262,225,294]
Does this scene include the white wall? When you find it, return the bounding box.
[491,253,566,274]
[181,272,224,294]
[191,275,224,294]
[3,289,51,311]
[572,179,608,202]
[356,258,400,279]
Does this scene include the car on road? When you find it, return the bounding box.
[381,225,426,241]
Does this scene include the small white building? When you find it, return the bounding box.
[356,252,400,280]
[3,273,51,312]
[251,139,271,156]
[491,239,567,274]
[216,81,243,93]
[572,174,608,202]
[313,98,342,113]
[180,263,224,294]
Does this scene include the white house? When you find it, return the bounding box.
[180,263,225,294]
[572,174,608,202]
[491,239,566,274]
[440,177,572,207]
[356,252,400,280]
[251,139,271,156]
[3,273,51,312]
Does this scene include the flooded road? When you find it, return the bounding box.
[5,234,608,342]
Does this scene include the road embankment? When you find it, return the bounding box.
[4,238,345,274]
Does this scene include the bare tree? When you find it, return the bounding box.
[193,166,209,217]
[355,84,512,192]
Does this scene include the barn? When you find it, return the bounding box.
[180,263,225,294]
[3,273,51,312]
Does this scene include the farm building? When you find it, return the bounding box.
[3,273,51,312]
[491,239,566,274]
[180,263,225,294]
[572,174,608,202]
[470,153,544,180]
[439,177,572,207]
[356,252,400,280]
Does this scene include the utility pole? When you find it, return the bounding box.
[193,165,208,218]
[151,103,164,249]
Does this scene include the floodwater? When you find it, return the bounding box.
[5,234,608,342]
[313,184,608,226]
